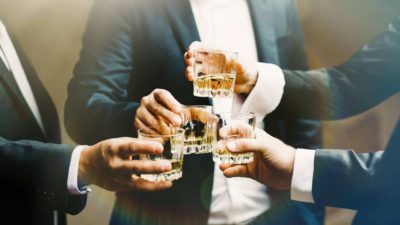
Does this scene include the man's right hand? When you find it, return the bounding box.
[79,137,173,192]
[134,89,183,132]
[183,41,259,94]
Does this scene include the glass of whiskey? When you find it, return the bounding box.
[180,105,217,154]
[213,112,256,164]
[192,50,238,98]
[138,126,185,182]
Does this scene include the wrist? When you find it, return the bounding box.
[78,145,96,186]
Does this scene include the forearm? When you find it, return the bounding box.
[292,148,393,210]
[0,137,87,214]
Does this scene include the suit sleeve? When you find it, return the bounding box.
[272,16,400,120]
[312,120,400,210]
[277,0,322,149]
[65,0,138,144]
[0,137,87,214]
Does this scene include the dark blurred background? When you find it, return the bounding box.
[0,0,399,224]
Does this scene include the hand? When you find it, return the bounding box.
[134,89,183,132]
[219,128,296,190]
[79,137,173,192]
[184,41,259,94]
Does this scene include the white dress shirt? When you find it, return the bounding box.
[190,1,285,224]
[0,21,86,196]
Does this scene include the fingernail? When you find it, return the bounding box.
[160,161,172,171]
[227,142,237,152]
[173,116,182,125]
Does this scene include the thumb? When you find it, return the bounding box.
[227,138,267,154]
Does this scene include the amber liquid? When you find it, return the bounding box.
[193,73,235,98]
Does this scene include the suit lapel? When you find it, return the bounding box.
[0,53,32,115]
[248,0,280,64]
[10,32,60,143]
[162,0,201,53]
[0,23,48,141]
[0,57,46,141]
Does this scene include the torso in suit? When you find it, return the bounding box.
[0,21,85,225]
[272,16,400,225]
[65,0,323,224]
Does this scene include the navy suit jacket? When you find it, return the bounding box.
[272,16,400,225]
[65,0,323,224]
[0,23,86,225]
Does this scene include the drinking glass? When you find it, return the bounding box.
[192,50,238,98]
[180,105,217,154]
[138,127,185,182]
[213,112,256,164]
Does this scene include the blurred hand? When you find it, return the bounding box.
[219,128,296,190]
[79,137,173,192]
[134,89,183,133]
[184,41,259,94]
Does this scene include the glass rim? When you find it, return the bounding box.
[137,127,185,138]
[193,49,239,56]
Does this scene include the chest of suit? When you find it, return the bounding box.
[126,0,298,105]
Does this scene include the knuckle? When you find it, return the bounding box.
[140,97,146,105]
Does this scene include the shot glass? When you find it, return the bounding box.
[180,105,217,154]
[192,50,238,98]
[213,112,256,164]
[138,127,185,182]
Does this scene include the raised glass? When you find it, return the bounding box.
[180,105,217,154]
[213,112,256,164]
[138,127,185,182]
[192,50,238,98]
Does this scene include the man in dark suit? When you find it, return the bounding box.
[211,16,400,225]
[0,20,174,225]
[65,0,323,224]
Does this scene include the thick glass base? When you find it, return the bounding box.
[193,88,233,98]
[212,152,254,164]
[140,170,182,182]
[184,144,212,154]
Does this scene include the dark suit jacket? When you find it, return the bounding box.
[271,16,400,225]
[65,0,323,224]
[0,23,86,225]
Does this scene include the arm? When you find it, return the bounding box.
[0,136,174,214]
[220,122,400,210]
[65,0,137,144]
[0,137,86,214]
[272,16,400,120]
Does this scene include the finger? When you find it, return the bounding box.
[219,163,234,171]
[116,138,165,156]
[226,138,266,154]
[219,123,254,139]
[184,52,195,66]
[188,41,204,51]
[147,102,182,127]
[130,175,173,192]
[134,117,159,135]
[153,89,182,114]
[221,165,249,178]
[185,65,194,81]
[122,159,172,174]
[138,107,166,129]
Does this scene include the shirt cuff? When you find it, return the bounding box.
[239,63,285,122]
[290,149,315,203]
[67,145,91,195]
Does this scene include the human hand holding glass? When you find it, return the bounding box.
[184,41,259,95]
[219,128,296,190]
[138,126,185,182]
